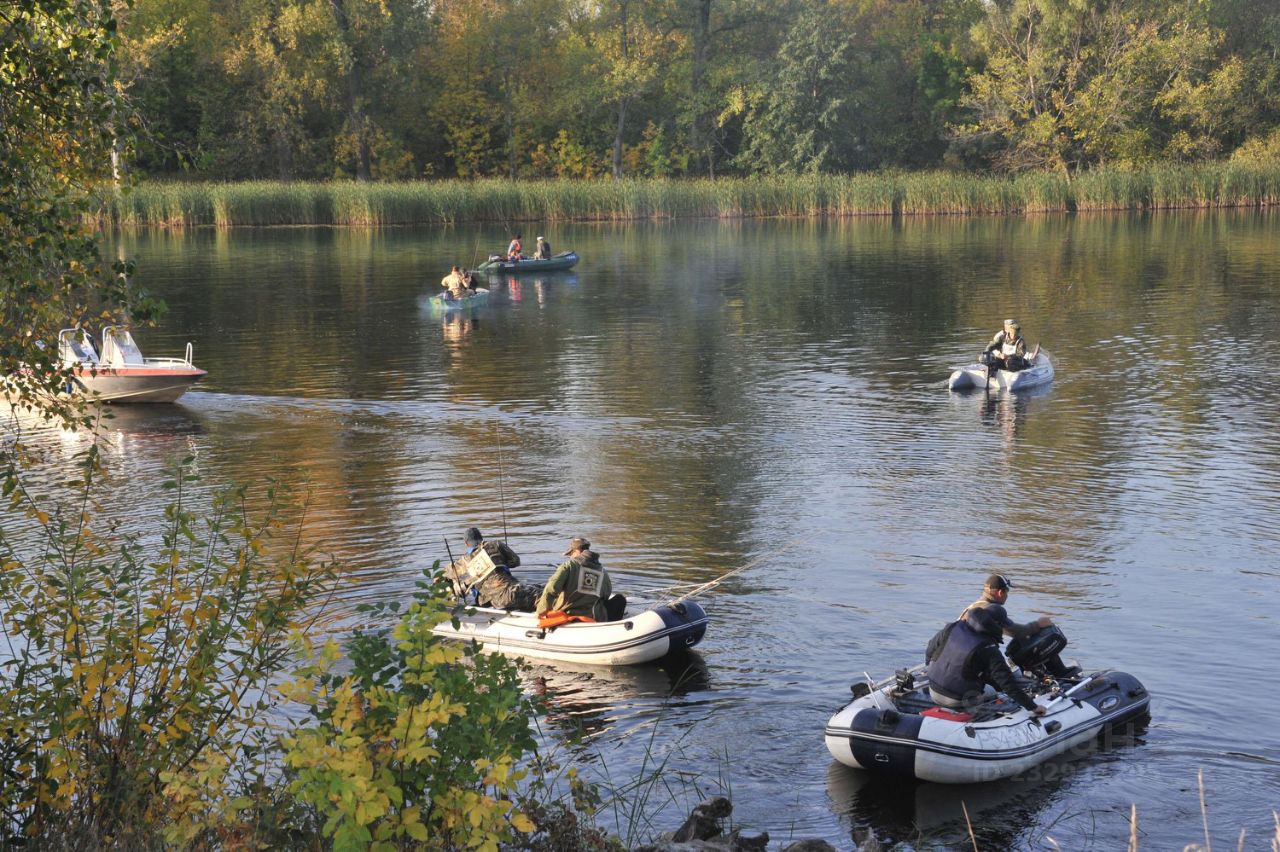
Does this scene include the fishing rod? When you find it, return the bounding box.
[668,538,804,604]
[494,426,510,545]
[443,536,464,598]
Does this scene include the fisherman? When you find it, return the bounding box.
[506,234,523,261]
[965,573,1080,678]
[979,319,1029,373]
[536,536,613,622]
[451,527,541,611]
[533,236,552,260]
[441,265,468,300]
[925,605,1046,715]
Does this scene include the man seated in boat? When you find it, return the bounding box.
[925,605,1046,715]
[507,234,523,262]
[979,319,1029,372]
[441,266,468,300]
[450,527,541,611]
[536,536,614,622]
[965,573,1080,678]
[533,236,552,260]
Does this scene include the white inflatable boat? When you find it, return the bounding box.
[948,350,1054,392]
[825,657,1149,784]
[431,600,709,666]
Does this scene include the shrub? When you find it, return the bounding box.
[0,447,335,846]
[282,570,542,851]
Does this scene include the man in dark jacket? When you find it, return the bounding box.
[925,605,1046,715]
[451,527,541,611]
[965,573,1079,678]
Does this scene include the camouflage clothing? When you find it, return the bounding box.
[985,329,1027,359]
[456,540,540,612]
[477,570,542,611]
[536,551,612,621]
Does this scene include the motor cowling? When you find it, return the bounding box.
[1008,625,1068,671]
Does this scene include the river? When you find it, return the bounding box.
[17,213,1280,848]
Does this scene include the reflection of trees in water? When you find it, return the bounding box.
[529,651,711,745]
[824,720,1149,848]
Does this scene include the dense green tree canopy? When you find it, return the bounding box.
[109,0,1280,179]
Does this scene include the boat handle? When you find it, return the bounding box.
[185,341,193,367]
[524,630,545,639]
[874,753,890,763]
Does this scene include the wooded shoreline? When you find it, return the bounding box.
[93,165,1280,228]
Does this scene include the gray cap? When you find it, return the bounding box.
[464,527,483,545]
[563,536,590,555]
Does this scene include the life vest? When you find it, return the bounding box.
[926,620,990,702]
[507,238,522,258]
[538,610,596,629]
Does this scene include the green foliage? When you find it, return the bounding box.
[282,568,541,851]
[89,165,1280,227]
[0,451,335,845]
[0,0,147,416]
[958,0,1221,173]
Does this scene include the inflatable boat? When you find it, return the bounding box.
[428,288,491,313]
[948,349,1054,392]
[824,632,1149,784]
[431,600,709,666]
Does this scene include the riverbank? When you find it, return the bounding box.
[93,164,1280,227]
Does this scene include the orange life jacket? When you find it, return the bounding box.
[538,610,596,629]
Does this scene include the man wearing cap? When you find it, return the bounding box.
[533,236,552,260]
[536,536,612,622]
[925,605,1046,715]
[450,527,541,612]
[980,319,1029,373]
[965,574,1079,678]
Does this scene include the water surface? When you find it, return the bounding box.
[14,213,1280,848]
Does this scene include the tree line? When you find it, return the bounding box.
[119,0,1280,182]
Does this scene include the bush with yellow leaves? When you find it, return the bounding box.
[282,570,541,851]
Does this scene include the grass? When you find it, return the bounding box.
[89,164,1280,228]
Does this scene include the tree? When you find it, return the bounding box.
[958,0,1218,174]
[735,3,856,173]
[0,0,144,413]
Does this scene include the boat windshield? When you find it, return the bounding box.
[101,326,146,366]
[58,329,100,365]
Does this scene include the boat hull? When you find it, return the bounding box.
[432,600,708,666]
[429,288,491,313]
[824,669,1149,784]
[477,252,579,273]
[948,351,1054,392]
[73,367,207,403]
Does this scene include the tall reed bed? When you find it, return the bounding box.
[92,165,1280,227]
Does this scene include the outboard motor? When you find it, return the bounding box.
[1007,625,1069,674]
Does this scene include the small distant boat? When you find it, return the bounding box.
[59,327,206,403]
[431,600,709,666]
[477,251,579,273]
[428,287,491,313]
[948,349,1054,392]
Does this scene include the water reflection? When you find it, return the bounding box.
[530,651,711,743]
[825,720,1149,848]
